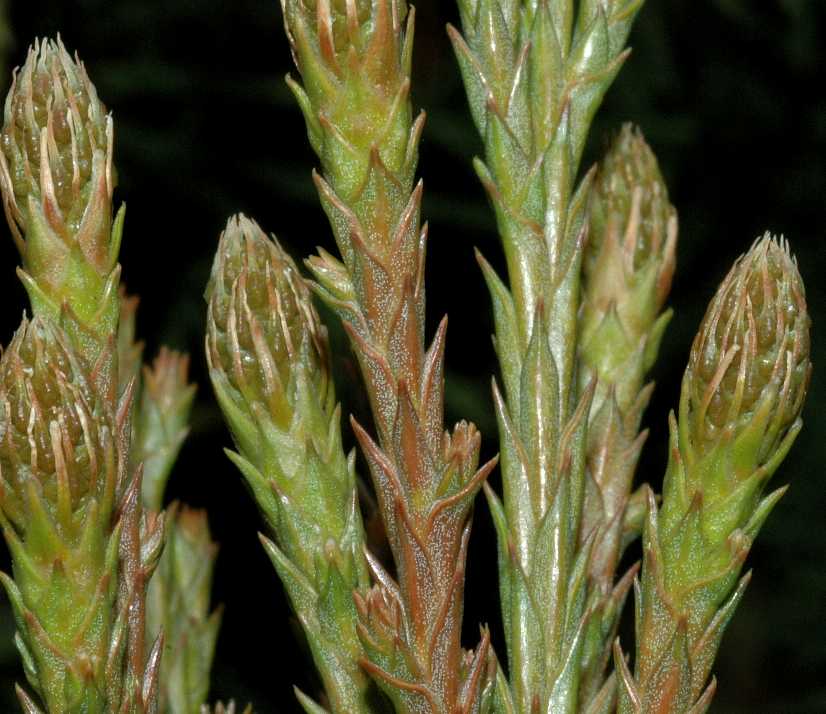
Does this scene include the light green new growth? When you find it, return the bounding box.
[0,37,166,714]
[134,348,197,513]
[0,38,123,398]
[616,236,811,713]
[147,504,222,714]
[114,288,221,713]
[579,124,676,420]
[575,125,677,707]
[206,215,372,713]
[0,318,165,714]
[127,343,218,714]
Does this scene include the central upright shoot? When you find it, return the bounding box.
[284,1,497,710]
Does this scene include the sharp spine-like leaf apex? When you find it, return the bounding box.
[619,235,811,713]
[0,37,122,394]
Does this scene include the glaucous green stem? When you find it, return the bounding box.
[450,1,643,710]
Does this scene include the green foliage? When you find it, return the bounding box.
[616,237,811,713]
[0,39,122,396]
[147,505,221,714]
[206,215,373,713]
[0,3,819,714]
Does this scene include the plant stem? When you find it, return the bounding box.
[450,1,643,710]
[282,0,496,710]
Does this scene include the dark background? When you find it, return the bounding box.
[0,0,824,712]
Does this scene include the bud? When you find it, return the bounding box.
[206,213,331,451]
[135,348,196,511]
[667,234,811,540]
[685,234,809,460]
[589,125,674,275]
[580,124,677,411]
[0,316,116,529]
[0,38,122,380]
[0,316,119,711]
[205,211,349,569]
[1,38,111,230]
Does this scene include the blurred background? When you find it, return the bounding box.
[0,0,823,711]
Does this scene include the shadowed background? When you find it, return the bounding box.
[0,0,823,711]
